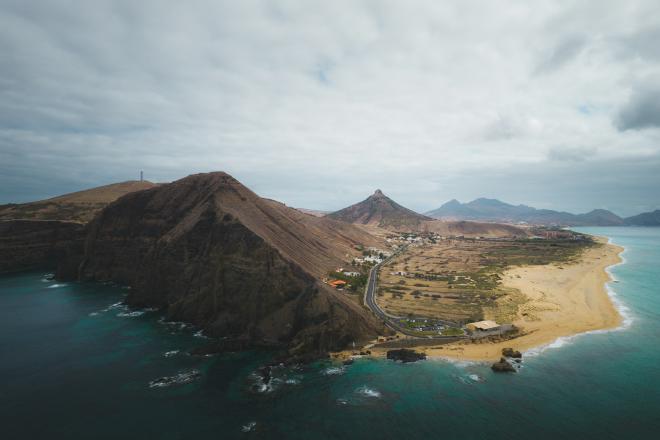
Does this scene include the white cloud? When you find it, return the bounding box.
[0,0,659,214]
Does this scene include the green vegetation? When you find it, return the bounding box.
[441,327,464,336]
[328,270,368,293]
[481,237,596,270]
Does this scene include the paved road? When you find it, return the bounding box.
[363,249,467,340]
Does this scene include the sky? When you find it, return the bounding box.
[1,0,660,217]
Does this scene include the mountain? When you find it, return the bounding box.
[327,189,432,230]
[0,180,157,223]
[295,208,330,217]
[624,209,660,226]
[0,220,84,275]
[426,198,624,226]
[57,172,387,359]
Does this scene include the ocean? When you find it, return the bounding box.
[1,227,659,439]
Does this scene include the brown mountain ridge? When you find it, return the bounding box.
[58,172,388,359]
[327,189,432,230]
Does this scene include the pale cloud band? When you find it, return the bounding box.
[1,0,659,216]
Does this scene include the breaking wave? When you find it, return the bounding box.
[321,366,345,376]
[355,386,381,398]
[241,421,257,432]
[525,241,633,358]
[148,369,201,388]
[117,310,145,318]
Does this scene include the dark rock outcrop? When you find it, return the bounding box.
[386,348,427,363]
[60,172,388,358]
[0,220,84,274]
[502,348,522,358]
[491,357,516,373]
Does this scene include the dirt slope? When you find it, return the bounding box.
[327,189,432,230]
[0,180,157,223]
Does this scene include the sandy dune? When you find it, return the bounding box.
[421,236,623,361]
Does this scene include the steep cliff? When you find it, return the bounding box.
[66,172,387,357]
[0,220,84,274]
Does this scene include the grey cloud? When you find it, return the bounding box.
[547,146,596,162]
[613,27,660,62]
[0,0,659,217]
[423,154,660,218]
[616,78,660,131]
[535,34,588,74]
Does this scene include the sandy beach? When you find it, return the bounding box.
[359,236,624,362]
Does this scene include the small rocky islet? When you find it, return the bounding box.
[491,348,523,373]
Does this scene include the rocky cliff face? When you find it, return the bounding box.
[64,172,386,358]
[0,220,84,274]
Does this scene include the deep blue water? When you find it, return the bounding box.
[1,227,659,439]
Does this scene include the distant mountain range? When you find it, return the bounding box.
[425,198,660,226]
[326,190,527,236]
[623,210,660,226]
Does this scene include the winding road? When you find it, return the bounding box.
[363,248,467,340]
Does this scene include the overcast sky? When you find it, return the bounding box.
[1,0,660,216]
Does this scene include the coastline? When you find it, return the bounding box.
[360,235,626,362]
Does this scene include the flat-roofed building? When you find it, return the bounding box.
[466,320,501,332]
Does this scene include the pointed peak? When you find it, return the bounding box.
[442,199,462,206]
[373,189,385,197]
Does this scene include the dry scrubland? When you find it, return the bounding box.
[378,236,595,324]
[0,181,157,223]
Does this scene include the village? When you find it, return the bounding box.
[324,228,592,344]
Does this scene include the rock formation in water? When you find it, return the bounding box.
[491,357,516,372]
[502,347,522,358]
[386,348,427,363]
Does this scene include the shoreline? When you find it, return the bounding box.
[354,235,626,363]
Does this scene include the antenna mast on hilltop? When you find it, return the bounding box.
[140,170,143,182]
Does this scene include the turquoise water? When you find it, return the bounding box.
[1,227,659,439]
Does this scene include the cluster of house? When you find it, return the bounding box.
[325,267,362,290]
[352,248,391,265]
[531,229,584,240]
[390,270,408,276]
[327,279,347,289]
[385,232,447,247]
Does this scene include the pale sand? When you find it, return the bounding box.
[419,237,624,361]
[357,237,624,362]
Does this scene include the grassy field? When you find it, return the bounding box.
[377,235,595,325]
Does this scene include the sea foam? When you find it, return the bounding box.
[525,240,633,357]
[241,421,257,432]
[321,366,345,376]
[355,386,381,398]
[148,369,201,388]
